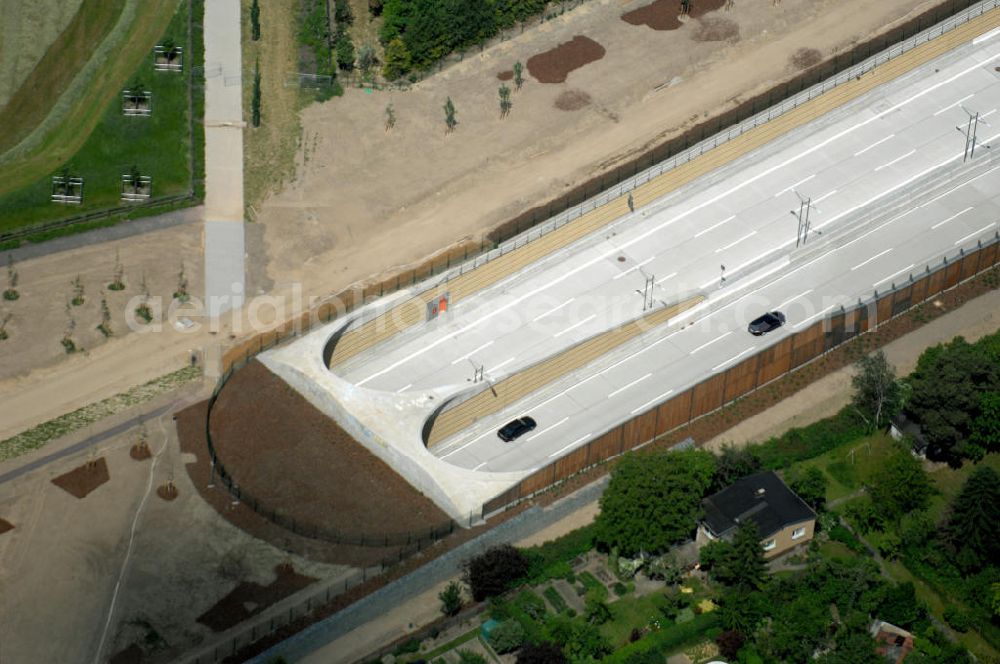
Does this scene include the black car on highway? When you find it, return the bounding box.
[498,416,537,442]
[748,311,786,336]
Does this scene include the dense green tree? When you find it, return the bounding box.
[334,0,353,25]
[457,650,487,664]
[866,445,932,521]
[969,391,1000,457]
[335,28,355,71]
[439,580,463,616]
[595,449,716,556]
[712,444,761,491]
[622,651,662,664]
[906,626,974,664]
[584,595,611,625]
[368,0,384,16]
[718,588,766,635]
[852,350,903,431]
[787,466,827,510]
[516,642,566,664]
[463,544,529,600]
[716,630,745,660]
[711,521,768,590]
[946,465,1000,570]
[489,618,525,653]
[875,581,921,628]
[758,594,830,663]
[382,37,411,80]
[250,0,260,40]
[814,630,883,664]
[905,336,1000,464]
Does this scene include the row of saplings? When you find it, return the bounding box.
[0,251,189,352]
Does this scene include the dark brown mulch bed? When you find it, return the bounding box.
[51,457,109,499]
[694,16,739,42]
[791,47,823,70]
[0,518,13,535]
[156,483,178,502]
[527,35,606,84]
[129,443,152,461]
[497,69,513,81]
[197,563,317,632]
[108,643,143,664]
[555,89,592,111]
[621,0,682,31]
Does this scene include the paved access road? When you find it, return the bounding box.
[335,33,1000,473]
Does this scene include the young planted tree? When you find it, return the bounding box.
[852,350,902,431]
[97,291,112,337]
[109,249,125,291]
[357,43,377,80]
[58,166,73,196]
[513,61,524,90]
[136,273,153,323]
[0,311,10,341]
[251,59,261,127]
[71,274,85,306]
[174,262,189,302]
[62,300,77,353]
[161,37,179,63]
[250,0,261,41]
[384,103,396,131]
[129,164,144,194]
[438,580,463,616]
[498,84,512,118]
[4,255,19,301]
[443,96,457,133]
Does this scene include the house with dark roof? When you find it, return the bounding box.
[696,470,817,559]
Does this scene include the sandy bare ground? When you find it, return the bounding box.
[258,0,938,294]
[0,397,351,664]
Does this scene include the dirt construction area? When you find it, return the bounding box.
[0,394,351,664]
[256,0,943,300]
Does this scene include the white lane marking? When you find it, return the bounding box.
[694,215,736,238]
[451,340,494,364]
[813,189,838,204]
[873,264,914,289]
[533,297,575,321]
[874,149,916,171]
[814,152,961,233]
[440,429,496,459]
[691,330,733,354]
[713,346,756,372]
[933,93,975,116]
[851,248,893,271]
[775,174,816,197]
[922,164,1000,208]
[608,373,653,398]
[553,314,596,338]
[395,383,413,393]
[931,206,974,229]
[549,433,592,458]
[473,461,488,471]
[973,26,1000,44]
[493,356,517,371]
[715,231,756,253]
[954,222,997,246]
[528,416,569,441]
[631,390,674,415]
[357,54,1000,386]
[840,208,918,250]
[777,289,813,309]
[656,271,678,284]
[853,134,894,156]
[613,256,655,280]
[795,303,839,329]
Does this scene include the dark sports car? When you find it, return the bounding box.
[748,311,786,336]
[498,416,537,442]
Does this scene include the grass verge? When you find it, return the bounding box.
[0,0,194,235]
[0,365,200,461]
[0,0,127,154]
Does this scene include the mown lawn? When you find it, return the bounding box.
[0,0,192,234]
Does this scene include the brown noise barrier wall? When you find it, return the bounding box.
[481,237,1000,517]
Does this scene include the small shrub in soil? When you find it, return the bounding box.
[61,337,76,353]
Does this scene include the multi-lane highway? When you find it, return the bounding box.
[327,32,1000,474]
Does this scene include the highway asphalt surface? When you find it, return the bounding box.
[336,34,1000,473]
